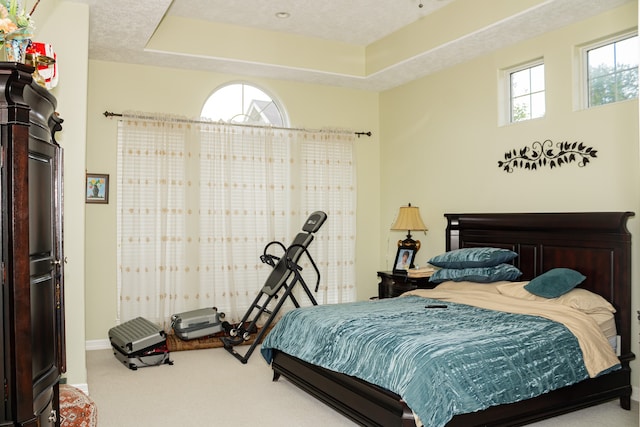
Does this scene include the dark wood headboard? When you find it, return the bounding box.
[445,212,634,356]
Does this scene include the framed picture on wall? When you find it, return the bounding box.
[86,173,109,204]
[393,246,415,273]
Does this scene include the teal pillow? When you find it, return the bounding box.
[428,247,518,268]
[429,264,522,284]
[524,268,586,298]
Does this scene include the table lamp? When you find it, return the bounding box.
[390,203,428,253]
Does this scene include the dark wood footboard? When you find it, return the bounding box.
[272,350,633,427]
[272,349,416,427]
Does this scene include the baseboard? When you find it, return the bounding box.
[86,338,110,351]
[68,383,89,394]
[633,386,639,402]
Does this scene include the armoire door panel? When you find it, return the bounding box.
[0,64,64,426]
[28,151,54,261]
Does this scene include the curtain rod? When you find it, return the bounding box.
[103,111,372,138]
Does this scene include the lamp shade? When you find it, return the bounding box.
[390,205,427,232]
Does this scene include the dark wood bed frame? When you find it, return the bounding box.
[270,212,635,426]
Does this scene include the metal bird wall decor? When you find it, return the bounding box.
[498,139,597,173]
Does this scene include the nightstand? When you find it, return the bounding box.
[377,271,437,299]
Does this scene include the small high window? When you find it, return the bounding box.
[201,83,286,126]
[584,34,638,108]
[508,62,545,123]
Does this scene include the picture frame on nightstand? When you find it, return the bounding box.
[393,246,415,273]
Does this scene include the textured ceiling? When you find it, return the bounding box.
[69,0,633,91]
[167,0,452,46]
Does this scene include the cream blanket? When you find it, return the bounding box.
[404,288,620,378]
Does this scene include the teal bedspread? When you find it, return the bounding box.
[261,295,605,427]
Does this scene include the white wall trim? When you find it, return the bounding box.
[86,339,111,351]
[67,383,89,395]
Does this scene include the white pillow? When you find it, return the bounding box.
[496,281,616,314]
[435,280,507,293]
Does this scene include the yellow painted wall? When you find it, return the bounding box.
[85,63,381,342]
[78,0,639,393]
[149,16,365,77]
[33,0,89,388]
[379,3,639,380]
[367,0,545,73]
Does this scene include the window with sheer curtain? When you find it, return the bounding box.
[117,113,357,328]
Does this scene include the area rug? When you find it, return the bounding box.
[59,384,98,427]
[166,324,274,352]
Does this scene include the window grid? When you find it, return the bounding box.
[201,82,286,126]
[586,34,638,108]
[509,63,545,123]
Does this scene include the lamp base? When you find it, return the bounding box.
[397,238,421,252]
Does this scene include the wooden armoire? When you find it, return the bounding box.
[0,64,65,426]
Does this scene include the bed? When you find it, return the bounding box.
[261,212,635,426]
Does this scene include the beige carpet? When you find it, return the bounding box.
[87,346,358,427]
[86,346,639,427]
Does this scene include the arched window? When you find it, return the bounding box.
[117,86,356,326]
[201,82,287,126]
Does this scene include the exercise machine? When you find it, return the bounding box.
[222,211,327,363]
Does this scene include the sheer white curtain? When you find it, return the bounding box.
[287,130,357,304]
[116,112,198,326]
[117,113,356,327]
